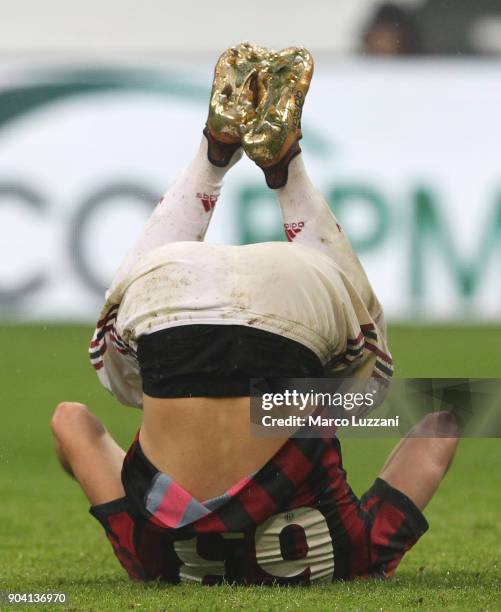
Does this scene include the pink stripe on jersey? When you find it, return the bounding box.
[226,475,253,498]
[153,481,193,528]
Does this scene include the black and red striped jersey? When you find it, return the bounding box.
[90,435,427,584]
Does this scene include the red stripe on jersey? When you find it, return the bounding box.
[360,323,376,331]
[347,332,364,346]
[238,481,277,523]
[97,306,118,328]
[369,502,408,573]
[364,342,393,365]
[272,441,313,487]
[107,512,142,580]
[193,511,228,533]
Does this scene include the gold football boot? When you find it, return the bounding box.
[204,42,271,167]
[241,47,314,188]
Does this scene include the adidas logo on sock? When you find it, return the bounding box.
[284,221,305,242]
[196,192,218,212]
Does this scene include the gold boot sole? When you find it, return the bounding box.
[207,42,272,145]
[241,47,314,167]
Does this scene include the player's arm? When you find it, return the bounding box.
[379,410,460,511]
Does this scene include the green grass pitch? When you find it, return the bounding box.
[1,325,500,611]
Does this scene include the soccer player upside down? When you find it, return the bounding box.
[51,43,459,584]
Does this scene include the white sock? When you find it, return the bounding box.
[276,154,377,309]
[110,137,242,290]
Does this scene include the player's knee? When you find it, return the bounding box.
[51,402,89,440]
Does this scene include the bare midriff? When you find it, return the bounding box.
[139,394,289,501]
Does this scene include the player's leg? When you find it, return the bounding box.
[110,137,242,291]
[109,43,272,291]
[50,402,125,506]
[379,410,460,511]
[241,47,380,320]
[276,155,377,310]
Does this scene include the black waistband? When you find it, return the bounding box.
[137,324,323,398]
